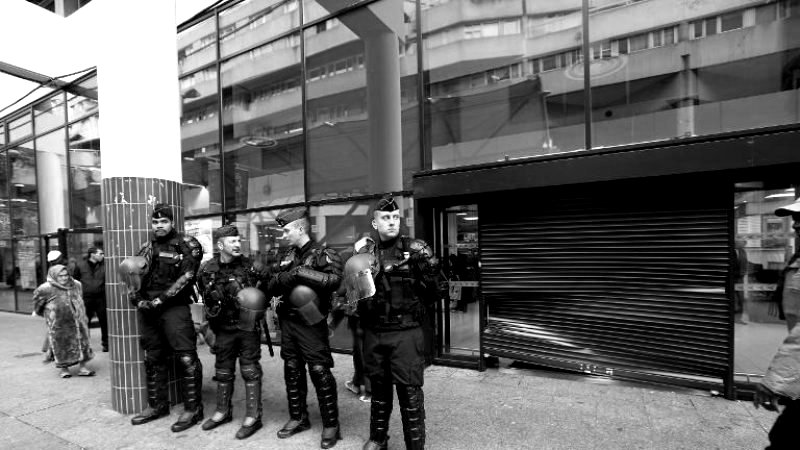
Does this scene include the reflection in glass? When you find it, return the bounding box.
[0,241,14,311]
[185,216,223,263]
[69,115,101,228]
[306,0,418,199]
[9,144,38,236]
[303,0,346,24]
[66,76,99,123]
[219,0,298,58]
[14,237,40,313]
[588,0,800,148]
[422,0,583,170]
[36,131,69,234]
[220,33,305,210]
[733,184,798,384]
[8,113,32,143]
[181,68,222,215]
[178,17,217,76]
[0,152,9,239]
[33,94,66,134]
[0,123,5,146]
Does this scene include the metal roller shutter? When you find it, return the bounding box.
[481,185,731,387]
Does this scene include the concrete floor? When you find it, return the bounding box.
[0,311,780,449]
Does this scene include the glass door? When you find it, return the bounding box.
[434,204,482,368]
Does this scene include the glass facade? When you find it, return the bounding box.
[0,74,100,312]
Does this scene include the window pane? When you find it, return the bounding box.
[35,131,69,234]
[8,144,38,236]
[15,237,40,312]
[185,216,222,263]
[303,0,349,24]
[0,153,9,239]
[8,114,31,143]
[589,1,800,148]
[219,0,297,58]
[423,0,582,169]
[68,115,101,228]
[0,124,5,146]
[33,94,65,134]
[306,0,418,199]
[66,76,98,123]
[220,33,304,210]
[181,66,222,215]
[178,16,217,76]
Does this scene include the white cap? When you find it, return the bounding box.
[47,250,62,263]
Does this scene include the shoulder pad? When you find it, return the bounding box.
[354,236,375,253]
[199,259,216,272]
[407,238,433,258]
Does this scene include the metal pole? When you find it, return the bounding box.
[582,0,592,150]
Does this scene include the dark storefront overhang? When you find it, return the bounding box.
[413,125,800,199]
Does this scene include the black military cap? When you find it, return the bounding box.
[373,194,399,213]
[276,207,308,227]
[152,203,174,221]
[213,224,239,241]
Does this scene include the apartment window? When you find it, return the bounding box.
[720,11,744,32]
[692,20,703,39]
[652,30,663,47]
[482,22,499,37]
[705,17,717,36]
[541,54,557,71]
[629,34,648,52]
[501,19,520,35]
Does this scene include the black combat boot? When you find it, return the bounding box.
[277,360,311,439]
[131,362,169,425]
[202,369,234,431]
[310,365,341,449]
[235,364,263,440]
[362,377,391,450]
[397,384,426,450]
[171,353,204,432]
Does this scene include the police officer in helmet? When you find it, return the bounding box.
[128,203,205,432]
[351,195,439,450]
[197,224,270,440]
[268,207,343,449]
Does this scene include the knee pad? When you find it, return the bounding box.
[241,364,262,382]
[215,368,235,383]
[176,351,200,375]
[309,364,329,377]
[285,358,304,371]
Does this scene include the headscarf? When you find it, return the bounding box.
[47,264,74,290]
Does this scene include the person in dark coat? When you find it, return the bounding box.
[74,246,107,352]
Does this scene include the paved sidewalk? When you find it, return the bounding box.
[0,311,776,449]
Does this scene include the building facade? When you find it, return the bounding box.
[2,0,800,398]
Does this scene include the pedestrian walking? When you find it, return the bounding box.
[33,264,95,378]
[74,246,108,352]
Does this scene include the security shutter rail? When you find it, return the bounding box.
[481,191,731,386]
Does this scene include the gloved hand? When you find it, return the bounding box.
[137,297,163,312]
[276,268,298,286]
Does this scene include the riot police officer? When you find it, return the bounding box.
[197,225,270,440]
[129,203,205,432]
[350,195,440,450]
[269,207,343,449]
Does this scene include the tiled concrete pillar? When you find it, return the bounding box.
[96,0,184,414]
[102,179,184,413]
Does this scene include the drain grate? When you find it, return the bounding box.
[15,352,42,358]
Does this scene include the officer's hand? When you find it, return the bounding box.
[754,384,780,412]
[277,268,297,286]
[128,292,143,308]
[137,298,162,312]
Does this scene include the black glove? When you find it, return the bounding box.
[137,297,163,312]
[276,268,298,286]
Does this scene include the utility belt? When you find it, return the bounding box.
[378,313,417,326]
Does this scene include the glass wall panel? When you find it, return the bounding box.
[306,0,417,199]
[733,183,799,384]
[66,76,98,123]
[33,94,66,134]
[303,0,349,23]
[220,33,305,210]
[0,152,9,239]
[185,216,222,263]
[8,113,32,143]
[0,240,13,311]
[589,0,800,148]
[0,123,5,146]
[421,0,584,170]
[68,114,101,228]
[9,143,38,236]
[35,130,69,234]
[219,0,299,58]
[178,16,218,76]
[181,67,222,216]
[14,237,40,313]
